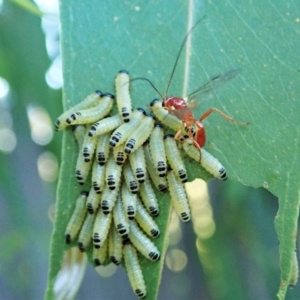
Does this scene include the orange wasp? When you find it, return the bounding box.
[134,17,248,150]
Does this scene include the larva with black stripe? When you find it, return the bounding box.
[105,153,122,190]
[138,174,159,217]
[113,143,128,165]
[164,134,188,183]
[78,211,97,252]
[113,193,129,237]
[115,70,132,123]
[143,140,168,193]
[96,132,110,166]
[149,124,167,177]
[108,225,122,265]
[123,240,146,299]
[166,169,191,222]
[124,114,155,154]
[101,184,120,214]
[93,208,112,248]
[93,236,109,266]
[123,160,139,194]
[121,182,137,220]
[109,108,146,147]
[182,136,227,180]
[91,159,105,194]
[73,126,93,185]
[86,187,101,214]
[65,93,114,126]
[88,114,123,137]
[128,220,160,261]
[64,191,88,244]
[81,128,99,163]
[135,196,160,238]
[55,90,102,131]
[129,146,147,184]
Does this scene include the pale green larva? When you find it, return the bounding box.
[121,182,137,220]
[128,220,160,261]
[109,108,146,148]
[143,140,168,193]
[93,236,109,266]
[55,90,102,131]
[88,114,123,137]
[182,136,227,180]
[105,153,122,191]
[135,196,160,238]
[123,160,139,194]
[92,208,112,248]
[65,93,114,126]
[149,123,167,177]
[129,146,147,184]
[91,159,105,195]
[164,134,188,183]
[65,191,88,244]
[113,193,129,237]
[108,225,123,265]
[77,211,97,252]
[86,187,101,214]
[115,70,132,123]
[123,240,146,299]
[124,114,155,154]
[96,132,111,166]
[166,169,190,222]
[113,143,128,165]
[100,184,120,214]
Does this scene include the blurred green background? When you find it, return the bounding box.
[0,0,299,299]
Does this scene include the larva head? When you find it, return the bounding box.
[150,98,161,107]
[103,92,115,99]
[118,69,129,75]
[95,90,103,96]
[164,133,175,140]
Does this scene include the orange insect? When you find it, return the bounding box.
[133,16,248,151]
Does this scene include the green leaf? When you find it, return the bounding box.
[46,0,300,299]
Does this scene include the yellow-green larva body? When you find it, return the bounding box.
[93,236,109,266]
[150,99,182,131]
[108,225,122,265]
[65,93,114,126]
[135,196,160,238]
[88,114,123,137]
[86,187,101,214]
[101,184,120,214]
[124,114,155,154]
[113,143,128,165]
[128,220,160,261]
[78,211,97,252]
[164,134,188,183]
[109,108,146,147]
[167,170,190,222]
[96,132,110,166]
[93,208,112,248]
[129,146,147,184]
[138,174,159,217]
[105,153,122,190]
[115,70,132,123]
[55,91,102,131]
[149,124,167,177]
[182,137,227,180]
[81,130,99,163]
[113,193,129,237]
[64,191,88,244]
[143,141,168,193]
[121,182,137,220]
[123,160,139,194]
[123,241,146,299]
[72,125,86,145]
[91,159,106,195]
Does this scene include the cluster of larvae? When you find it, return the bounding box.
[55,70,227,299]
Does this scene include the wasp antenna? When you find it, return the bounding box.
[165,16,206,99]
[130,77,164,100]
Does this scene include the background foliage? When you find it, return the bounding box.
[0,0,299,299]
